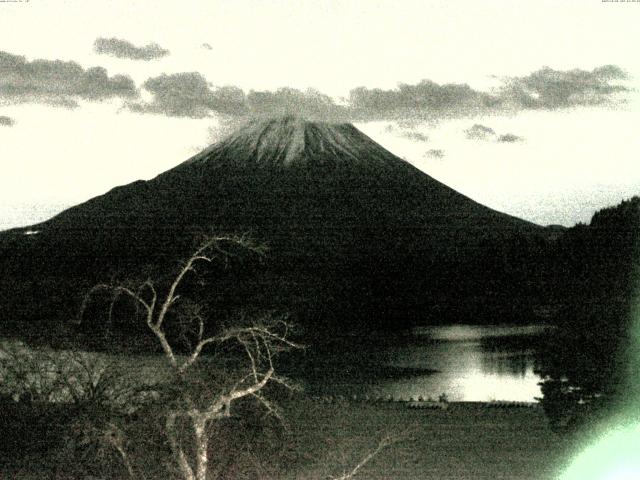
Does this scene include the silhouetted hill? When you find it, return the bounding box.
[537,196,640,431]
[0,116,550,346]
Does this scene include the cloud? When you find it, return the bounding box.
[0,115,14,126]
[424,149,445,159]
[384,122,430,141]
[400,131,429,142]
[132,64,628,122]
[94,37,169,61]
[132,72,246,118]
[348,80,497,120]
[346,65,627,121]
[0,53,627,121]
[497,133,524,143]
[0,51,137,106]
[464,124,524,143]
[246,87,347,121]
[134,75,347,120]
[465,124,496,140]
[498,65,628,110]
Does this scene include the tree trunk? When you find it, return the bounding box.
[166,412,196,480]
[194,416,209,480]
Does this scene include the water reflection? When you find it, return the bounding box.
[481,352,530,378]
[314,325,551,402]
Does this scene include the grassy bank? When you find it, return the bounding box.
[275,396,569,480]
[0,393,571,479]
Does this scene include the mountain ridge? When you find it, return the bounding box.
[14,115,538,237]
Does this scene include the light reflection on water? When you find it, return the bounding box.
[338,325,550,402]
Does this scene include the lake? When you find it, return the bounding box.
[1,324,552,403]
[305,324,552,402]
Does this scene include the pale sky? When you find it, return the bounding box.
[1,0,639,230]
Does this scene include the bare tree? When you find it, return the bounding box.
[0,340,131,406]
[80,235,301,480]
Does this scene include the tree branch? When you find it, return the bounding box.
[332,435,398,480]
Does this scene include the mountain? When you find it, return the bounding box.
[0,116,549,344]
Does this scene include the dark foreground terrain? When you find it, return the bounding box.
[2,394,570,480]
[282,398,569,480]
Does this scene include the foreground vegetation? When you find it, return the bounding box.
[1,385,569,479]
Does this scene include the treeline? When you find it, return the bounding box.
[537,196,640,432]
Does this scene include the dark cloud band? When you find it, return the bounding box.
[132,65,628,121]
[0,51,137,106]
[0,47,627,125]
[499,65,628,110]
[131,75,349,120]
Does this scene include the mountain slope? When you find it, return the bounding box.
[20,116,535,253]
[0,116,547,342]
